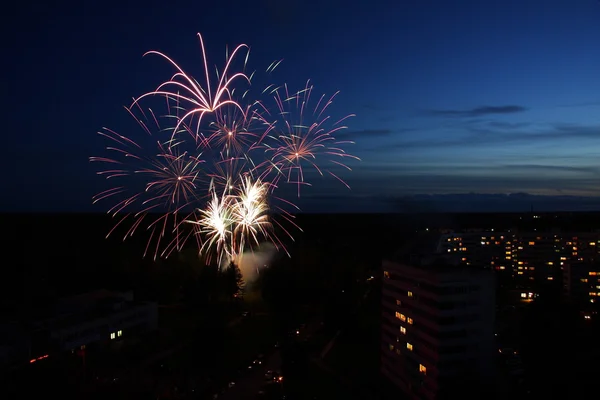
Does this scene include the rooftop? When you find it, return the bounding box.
[388,232,490,273]
[27,290,141,332]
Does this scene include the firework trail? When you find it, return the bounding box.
[90,104,203,260]
[188,186,236,267]
[257,81,360,197]
[193,167,297,267]
[93,34,357,266]
[131,33,252,145]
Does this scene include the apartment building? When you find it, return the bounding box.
[0,289,157,370]
[381,237,495,400]
[441,229,600,302]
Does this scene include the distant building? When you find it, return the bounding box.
[441,229,600,304]
[0,289,157,370]
[563,260,600,314]
[381,236,495,400]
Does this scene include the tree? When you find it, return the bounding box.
[222,261,245,301]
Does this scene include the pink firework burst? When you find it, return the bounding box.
[92,33,360,264]
[90,105,204,260]
[206,102,273,157]
[259,81,360,197]
[131,33,252,145]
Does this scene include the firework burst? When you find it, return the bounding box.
[131,33,252,145]
[93,34,358,266]
[188,187,236,267]
[90,105,203,260]
[258,81,360,197]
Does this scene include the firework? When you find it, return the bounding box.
[93,34,358,266]
[258,81,360,197]
[231,175,272,254]
[205,99,276,158]
[90,105,203,260]
[131,33,252,145]
[188,187,236,266]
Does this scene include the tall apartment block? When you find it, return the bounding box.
[381,239,495,400]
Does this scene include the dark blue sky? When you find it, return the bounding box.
[5,0,600,213]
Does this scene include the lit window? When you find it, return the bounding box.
[408,291,413,297]
[521,293,527,298]
[400,326,406,334]
[395,312,406,322]
[419,364,427,374]
[110,332,116,340]
[117,330,122,337]
[407,317,414,325]
[389,344,394,351]
[406,343,413,351]
[396,299,401,306]
[547,277,553,280]
[384,271,390,279]
[529,242,535,245]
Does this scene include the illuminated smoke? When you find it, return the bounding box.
[232,242,277,283]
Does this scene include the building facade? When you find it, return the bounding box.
[381,251,495,400]
[0,289,157,370]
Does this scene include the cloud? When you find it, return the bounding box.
[500,164,600,175]
[338,128,396,140]
[427,105,528,117]
[337,170,600,196]
[287,191,600,213]
[374,122,600,151]
[350,162,600,177]
[557,101,600,108]
[485,121,530,130]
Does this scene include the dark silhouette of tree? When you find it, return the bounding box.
[222,261,245,302]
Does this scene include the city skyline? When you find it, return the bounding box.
[5,0,600,212]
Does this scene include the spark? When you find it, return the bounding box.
[258,81,360,197]
[90,105,203,260]
[131,33,252,145]
[92,34,358,265]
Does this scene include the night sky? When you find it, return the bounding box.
[5,0,600,213]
